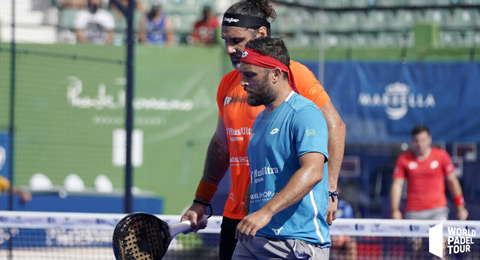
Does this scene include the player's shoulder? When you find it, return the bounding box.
[289,60,310,73]
[287,93,322,114]
[431,147,451,158]
[399,151,415,162]
[221,69,241,83]
[218,70,240,91]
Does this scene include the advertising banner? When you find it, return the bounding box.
[304,61,480,143]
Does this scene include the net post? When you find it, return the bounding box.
[123,0,135,214]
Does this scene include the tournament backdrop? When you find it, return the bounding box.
[1,43,479,215]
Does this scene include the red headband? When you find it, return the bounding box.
[240,47,298,93]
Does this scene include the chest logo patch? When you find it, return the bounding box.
[270,128,279,135]
[408,161,418,170]
[430,160,439,169]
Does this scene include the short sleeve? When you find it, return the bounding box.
[392,156,406,179]
[440,150,455,176]
[290,61,330,108]
[216,70,237,118]
[293,105,328,160]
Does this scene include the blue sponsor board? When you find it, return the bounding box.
[302,61,480,143]
[0,228,111,248]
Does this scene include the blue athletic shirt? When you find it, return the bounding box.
[247,92,330,247]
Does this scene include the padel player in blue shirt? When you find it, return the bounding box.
[233,36,330,259]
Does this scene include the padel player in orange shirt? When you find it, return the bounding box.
[181,1,346,259]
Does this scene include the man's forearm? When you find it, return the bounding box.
[327,122,345,191]
[201,134,230,185]
[390,183,403,212]
[319,101,345,192]
[261,153,325,216]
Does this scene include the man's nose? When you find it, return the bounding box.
[226,44,236,54]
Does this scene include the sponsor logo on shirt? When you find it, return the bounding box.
[224,96,232,106]
[308,86,319,96]
[227,127,251,136]
[230,136,244,142]
[272,227,283,236]
[250,191,275,201]
[230,157,248,163]
[227,127,251,142]
[408,161,418,170]
[270,128,279,135]
[430,160,439,169]
[251,167,279,184]
[306,129,316,136]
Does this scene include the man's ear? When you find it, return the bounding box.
[272,68,283,83]
[256,26,268,37]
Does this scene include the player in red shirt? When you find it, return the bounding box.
[390,125,468,221]
[190,5,220,46]
[181,1,346,259]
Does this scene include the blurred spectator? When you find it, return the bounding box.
[190,5,219,46]
[138,1,175,46]
[109,0,145,45]
[0,175,32,203]
[74,0,115,44]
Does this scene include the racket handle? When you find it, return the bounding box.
[169,221,192,237]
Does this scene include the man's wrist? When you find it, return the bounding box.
[329,191,338,202]
[454,194,465,207]
[193,196,209,205]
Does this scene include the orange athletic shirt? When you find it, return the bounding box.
[216,60,330,219]
[392,147,455,212]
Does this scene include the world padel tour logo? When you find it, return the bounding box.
[429,223,476,258]
[358,82,436,120]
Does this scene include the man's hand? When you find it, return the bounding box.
[180,202,208,233]
[326,199,338,226]
[235,209,272,242]
[391,209,403,219]
[457,206,469,220]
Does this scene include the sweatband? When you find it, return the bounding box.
[454,195,465,207]
[241,47,298,93]
[195,180,218,203]
[222,13,270,29]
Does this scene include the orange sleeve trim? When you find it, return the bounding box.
[195,180,218,203]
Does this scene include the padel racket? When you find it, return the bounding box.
[112,212,200,260]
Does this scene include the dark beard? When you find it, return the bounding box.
[247,75,276,107]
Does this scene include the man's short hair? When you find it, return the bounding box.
[411,125,431,136]
[245,37,290,68]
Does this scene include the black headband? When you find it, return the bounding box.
[222,13,270,29]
